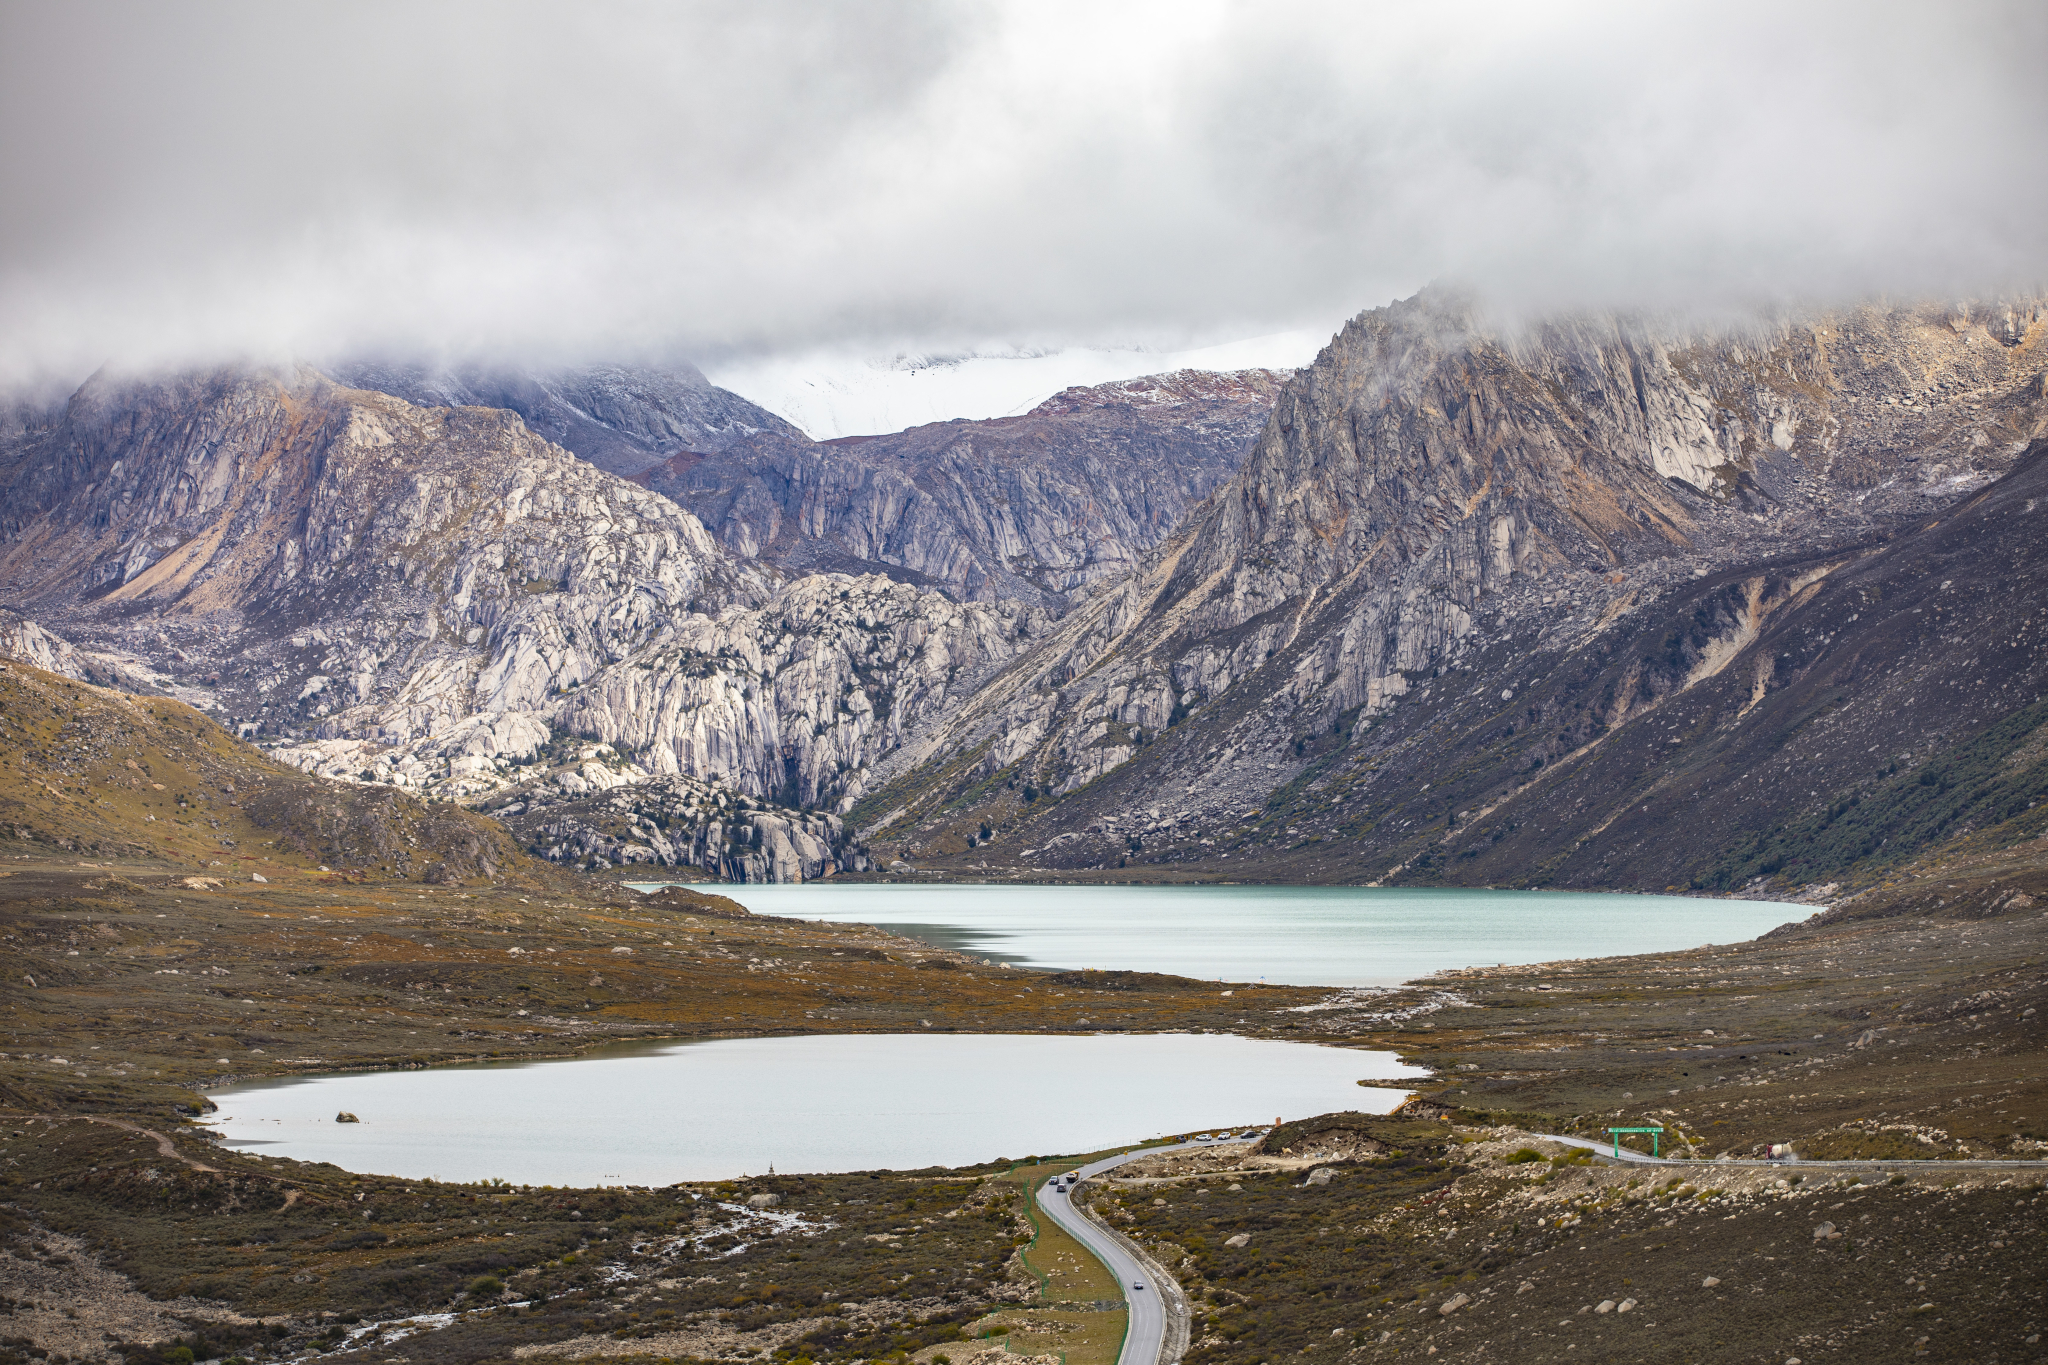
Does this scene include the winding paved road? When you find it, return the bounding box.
[1034,1129,2048,1365]
[1035,1135,1257,1365]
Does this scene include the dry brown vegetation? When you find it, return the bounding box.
[3,660,2047,1364]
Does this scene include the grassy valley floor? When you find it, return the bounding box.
[4,859,2044,1364]
[0,658,2045,1364]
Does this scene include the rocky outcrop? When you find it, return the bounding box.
[0,608,177,695]
[246,781,515,883]
[856,292,2048,884]
[478,766,864,882]
[0,608,84,677]
[636,369,1288,607]
[326,359,807,478]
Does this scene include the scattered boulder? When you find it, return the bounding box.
[1305,1167,1338,1187]
[1702,1276,1722,1288]
[335,1111,360,1123]
[1595,1300,1616,1315]
[1258,1112,1394,1157]
[1224,1233,1251,1249]
[1814,1222,1839,1240]
[1438,1293,1470,1316]
[745,1192,782,1209]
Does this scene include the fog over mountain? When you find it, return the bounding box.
[704,331,1327,438]
[3,1,2044,386]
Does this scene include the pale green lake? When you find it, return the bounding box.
[636,883,1812,987]
[210,886,1806,1182]
[208,1033,1421,1183]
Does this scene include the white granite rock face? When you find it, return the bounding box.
[557,574,1040,811]
[0,609,79,675]
[280,570,1039,815]
[0,368,1040,869]
[0,608,181,696]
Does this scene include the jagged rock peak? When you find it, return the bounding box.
[637,366,1290,609]
[325,358,807,477]
[1026,367,1294,416]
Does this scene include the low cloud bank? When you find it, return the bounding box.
[2,1,2043,386]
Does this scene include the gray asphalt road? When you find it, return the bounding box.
[1035,1132,1264,1365]
[1038,1127,2045,1365]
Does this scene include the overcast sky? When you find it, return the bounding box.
[3,0,2044,386]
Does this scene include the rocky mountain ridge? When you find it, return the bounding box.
[326,358,806,478]
[852,292,2048,891]
[0,368,1043,879]
[635,368,1288,607]
[7,292,2047,890]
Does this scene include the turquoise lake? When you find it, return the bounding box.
[207,885,1808,1181]
[635,882,1811,987]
